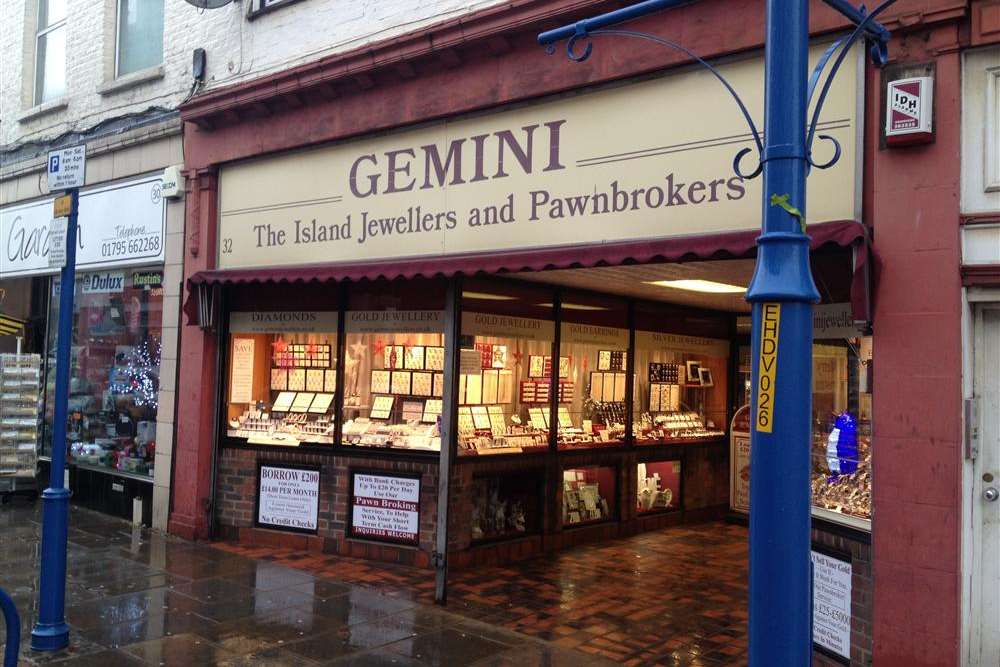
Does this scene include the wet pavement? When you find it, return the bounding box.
[218,524,750,666]
[0,502,615,666]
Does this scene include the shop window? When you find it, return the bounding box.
[224,307,338,447]
[341,280,446,452]
[562,465,616,526]
[636,460,681,513]
[457,280,554,456]
[811,337,872,525]
[471,472,542,542]
[43,269,163,477]
[557,292,629,450]
[632,303,728,445]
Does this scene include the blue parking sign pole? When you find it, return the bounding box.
[31,188,78,652]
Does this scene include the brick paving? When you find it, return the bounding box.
[214,522,751,666]
[0,502,615,666]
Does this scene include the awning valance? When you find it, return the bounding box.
[184,220,870,327]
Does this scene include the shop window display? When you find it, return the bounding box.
[562,466,615,526]
[558,293,630,449]
[458,281,555,455]
[43,270,163,476]
[224,311,339,446]
[471,473,541,542]
[632,305,728,445]
[810,337,872,524]
[636,461,681,513]
[341,281,446,452]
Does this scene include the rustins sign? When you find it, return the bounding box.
[885,76,934,146]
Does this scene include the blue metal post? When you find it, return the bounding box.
[30,189,77,652]
[746,1,819,665]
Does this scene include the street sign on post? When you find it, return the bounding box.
[47,145,86,190]
[31,186,79,652]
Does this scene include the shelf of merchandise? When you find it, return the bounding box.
[0,353,40,495]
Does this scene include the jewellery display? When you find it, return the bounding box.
[404,346,425,370]
[390,371,412,396]
[287,369,306,391]
[370,370,391,394]
[636,461,680,513]
[306,369,325,392]
[425,346,445,371]
[562,467,612,526]
[270,369,288,391]
[811,430,872,520]
[634,410,724,443]
[411,372,433,397]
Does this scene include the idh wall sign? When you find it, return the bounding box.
[885,76,934,146]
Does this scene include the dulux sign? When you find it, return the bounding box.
[0,175,165,278]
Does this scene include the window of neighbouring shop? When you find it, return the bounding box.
[42,269,164,477]
[458,280,556,456]
[341,279,447,452]
[562,465,617,526]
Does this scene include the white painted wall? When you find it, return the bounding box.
[1,0,505,150]
[961,46,1000,215]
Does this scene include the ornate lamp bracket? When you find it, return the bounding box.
[544,0,897,180]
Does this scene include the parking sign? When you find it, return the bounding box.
[47,145,86,190]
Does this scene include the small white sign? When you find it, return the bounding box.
[47,145,86,190]
[257,465,320,532]
[351,472,420,544]
[229,338,255,404]
[812,550,853,660]
[229,311,339,335]
[48,219,67,269]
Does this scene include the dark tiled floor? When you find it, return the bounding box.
[0,503,614,666]
[215,524,751,666]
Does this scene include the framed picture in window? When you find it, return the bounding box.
[698,367,714,387]
[405,346,425,370]
[686,361,702,386]
[390,371,412,395]
[528,355,545,378]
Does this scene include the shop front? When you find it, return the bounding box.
[175,12,880,660]
[0,173,173,525]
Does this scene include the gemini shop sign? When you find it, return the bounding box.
[256,464,320,533]
[350,472,420,545]
[218,44,861,271]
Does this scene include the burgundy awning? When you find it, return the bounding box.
[184,220,871,325]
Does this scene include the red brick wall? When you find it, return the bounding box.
[215,446,439,568]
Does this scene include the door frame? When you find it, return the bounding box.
[962,288,1000,666]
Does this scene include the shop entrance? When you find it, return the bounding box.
[969,304,1000,666]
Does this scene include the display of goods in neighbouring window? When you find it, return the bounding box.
[470,476,531,541]
[562,468,612,526]
[633,410,725,444]
[811,432,871,520]
[0,354,41,478]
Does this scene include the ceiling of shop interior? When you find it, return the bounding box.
[510,259,755,312]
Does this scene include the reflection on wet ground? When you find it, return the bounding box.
[0,503,614,666]
[218,523,751,666]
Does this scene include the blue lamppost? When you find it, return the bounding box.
[539,1,894,664]
[31,188,78,651]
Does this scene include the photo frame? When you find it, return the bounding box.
[528,355,545,378]
[685,361,702,386]
[698,367,714,387]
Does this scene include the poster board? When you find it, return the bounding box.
[812,549,853,662]
[729,405,751,514]
[255,463,321,533]
[349,470,421,546]
[230,338,255,404]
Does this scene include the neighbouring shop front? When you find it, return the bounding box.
[0,174,168,524]
[177,34,874,665]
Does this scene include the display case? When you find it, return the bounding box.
[340,280,447,452]
[224,311,339,446]
[457,281,555,456]
[562,465,616,526]
[810,338,872,524]
[558,293,630,449]
[632,320,728,445]
[636,460,681,513]
[470,472,542,542]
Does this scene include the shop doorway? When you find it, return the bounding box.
[969,304,1000,666]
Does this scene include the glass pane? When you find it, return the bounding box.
[117,0,164,76]
[562,466,616,526]
[810,337,872,523]
[341,279,446,452]
[38,0,67,30]
[557,292,629,450]
[35,26,66,104]
[223,312,339,447]
[633,302,729,445]
[636,460,681,513]
[43,270,163,477]
[471,473,541,542]
[457,279,555,456]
